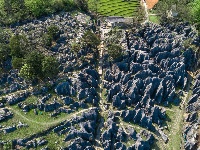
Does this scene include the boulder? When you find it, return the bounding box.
[3,125,17,134]
[37,139,48,146]
[114,142,127,150]
[188,94,198,105]
[112,95,126,109]
[107,84,121,102]
[55,82,75,96]
[133,140,151,150]
[186,112,198,122]
[184,140,197,150]
[62,96,74,105]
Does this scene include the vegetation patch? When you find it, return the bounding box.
[88,0,140,17]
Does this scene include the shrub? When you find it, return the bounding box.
[0,44,10,65]
[12,57,24,69]
[71,41,81,54]
[25,51,44,78]
[107,44,122,60]
[10,34,29,58]
[19,63,35,80]
[42,33,53,47]
[42,56,59,78]
[47,25,60,40]
[82,30,100,49]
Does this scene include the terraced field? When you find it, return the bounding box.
[89,0,140,17]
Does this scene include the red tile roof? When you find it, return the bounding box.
[146,0,159,9]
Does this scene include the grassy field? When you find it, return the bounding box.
[88,0,140,17]
[149,15,160,24]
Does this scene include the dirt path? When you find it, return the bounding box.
[8,107,94,126]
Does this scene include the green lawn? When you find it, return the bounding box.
[88,0,140,17]
[0,104,88,141]
[149,15,160,24]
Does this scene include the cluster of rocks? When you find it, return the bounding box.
[0,122,28,134]
[11,108,98,149]
[3,91,30,105]
[120,105,166,131]
[10,12,97,74]
[0,70,29,96]
[63,108,98,149]
[55,68,99,107]
[100,111,154,150]
[102,23,199,132]
[184,73,200,150]
[0,108,13,122]
[12,138,48,149]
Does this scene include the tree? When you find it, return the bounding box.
[0,44,10,66]
[47,25,60,40]
[10,34,29,58]
[19,63,35,80]
[82,30,100,49]
[104,27,123,47]
[12,57,24,69]
[42,33,53,47]
[42,56,59,78]
[3,0,27,24]
[74,0,88,12]
[107,44,122,60]
[24,51,44,78]
[89,0,100,21]
[155,0,192,23]
[132,6,145,25]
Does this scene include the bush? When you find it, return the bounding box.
[107,44,122,60]
[12,57,24,69]
[10,34,29,58]
[71,41,81,54]
[82,30,100,49]
[19,51,59,80]
[19,63,35,80]
[0,44,10,65]
[25,51,44,78]
[0,0,77,26]
[47,25,60,40]
[42,56,59,78]
[42,33,53,47]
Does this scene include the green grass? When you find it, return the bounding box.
[0,111,47,141]
[164,103,185,150]
[25,95,38,104]
[0,104,89,141]
[39,132,68,150]
[149,15,160,24]
[88,0,140,17]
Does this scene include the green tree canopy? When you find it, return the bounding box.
[19,51,59,80]
[10,34,29,58]
[82,30,100,49]
[19,63,35,80]
[42,56,59,79]
[74,0,88,12]
[47,25,60,40]
[0,44,10,66]
[107,44,122,60]
[24,51,44,78]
